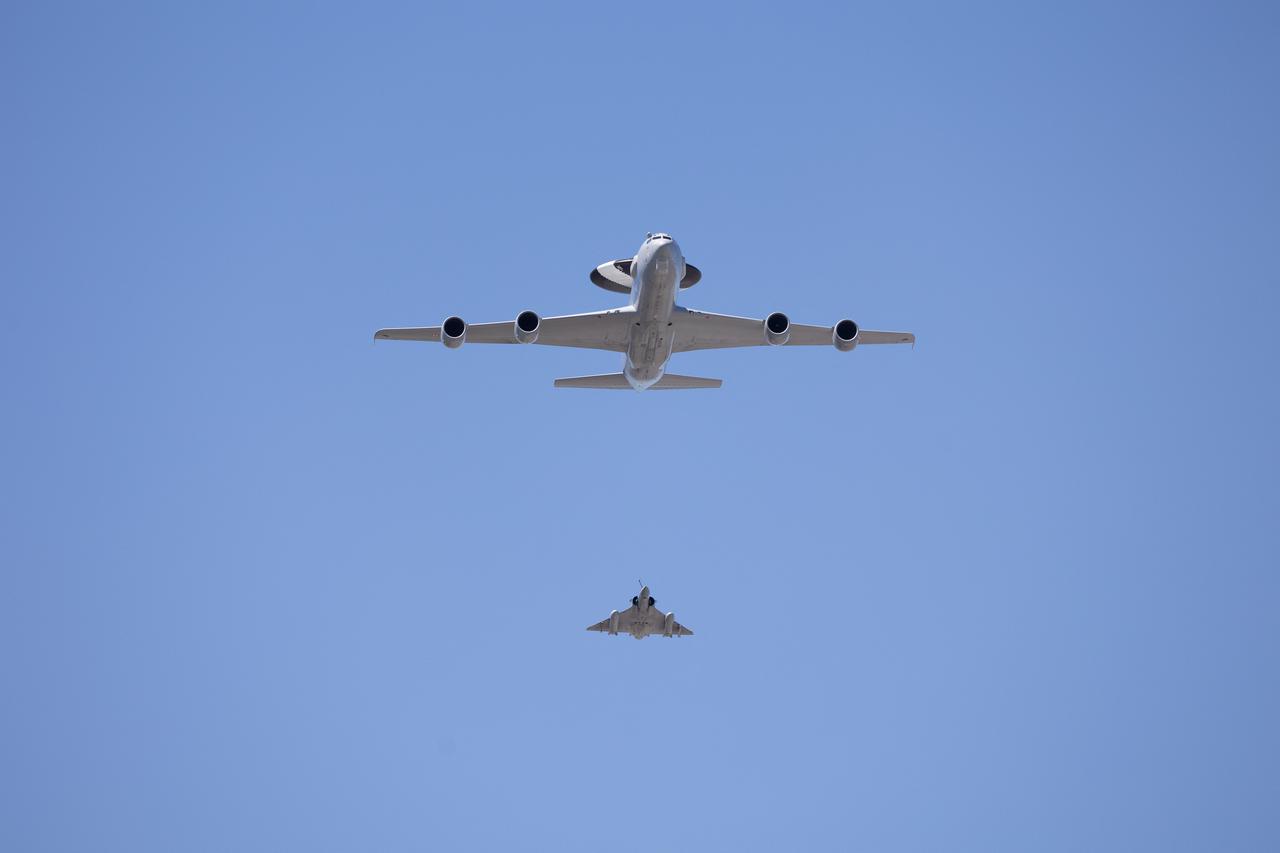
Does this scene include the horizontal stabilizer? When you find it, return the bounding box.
[554,373,631,389]
[651,373,722,389]
[553,373,722,390]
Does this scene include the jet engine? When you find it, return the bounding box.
[608,610,620,635]
[515,310,540,344]
[833,319,859,352]
[663,612,675,637]
[441,316,466,349]
[764,312,790,346]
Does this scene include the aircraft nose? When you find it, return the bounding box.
[652,239,679,259]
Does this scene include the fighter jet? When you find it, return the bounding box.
[374,233,914,390]
[587,586,693,639]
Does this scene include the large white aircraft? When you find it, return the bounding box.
[587,586,693,639]
[374,233,914,390]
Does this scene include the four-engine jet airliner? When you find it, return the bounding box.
[374,233,915,390]
[587,586,693,639]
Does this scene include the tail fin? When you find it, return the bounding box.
[553,373,722,390]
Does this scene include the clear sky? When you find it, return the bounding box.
[3,2,1278,850]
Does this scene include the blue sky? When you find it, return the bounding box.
[3,2,1278,850]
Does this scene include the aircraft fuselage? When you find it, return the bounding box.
[623,236,683,390]
[629,586,656,638]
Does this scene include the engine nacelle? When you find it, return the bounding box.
[441,316,466,349]
[515,310,540,344]
[608,610,620,635]
[663,612,675,637]
[833,319,859,352]
[764,312,790,346]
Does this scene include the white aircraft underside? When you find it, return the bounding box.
[587,586,692,639]
[375,233,915,390]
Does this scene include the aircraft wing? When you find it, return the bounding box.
[671,308,914,352]
[669,618,694,636]
[375,309,633,352]
[586,607,639,633]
